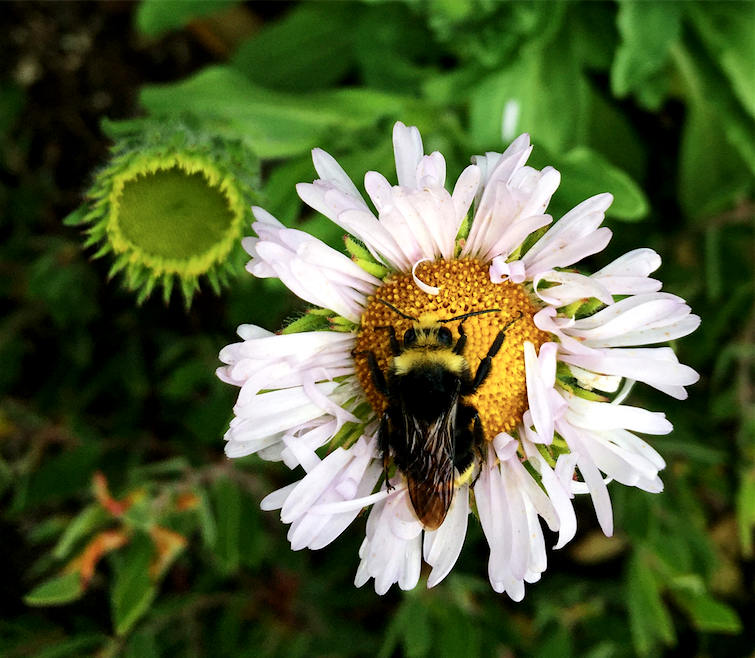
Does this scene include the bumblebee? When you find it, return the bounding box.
[362,299,522,530]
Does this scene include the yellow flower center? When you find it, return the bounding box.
[354,259,549,438]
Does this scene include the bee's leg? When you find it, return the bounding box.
[463,311,523,395]
[453,404,482,485]
[468,416,486,489]
[378,410,395,491]
[464,331,504,394]
[455,404,488,487]
[364,350,389,396]
[374,325,401,356]
[453,321,467,355]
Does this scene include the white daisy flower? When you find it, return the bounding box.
[217,122,700,598]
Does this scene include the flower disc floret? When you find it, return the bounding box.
[355,259,548,436]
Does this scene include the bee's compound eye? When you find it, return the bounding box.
[403,328,416,346]
[437,326,453,346]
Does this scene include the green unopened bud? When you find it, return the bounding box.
[67,117,260,306]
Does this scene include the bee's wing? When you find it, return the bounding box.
[405,409,456,531]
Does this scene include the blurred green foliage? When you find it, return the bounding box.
[1,1,753,656]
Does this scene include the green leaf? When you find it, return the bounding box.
[140,68,324,158]
[52,504,108,560]
[263,155,316,225]
[469,21,588,156]
[567,3,617,72]
[737,468,755,558]
[401,598,431,658]
[0,455,12,498]
[0,81,24,139]
[379,598,431,658]
[110,533,157,635]
[11,441,101,513]
[32,634,107,658]
[611,0,682,108]
[196,486,217,550]
[231,4,355,91]
[671,587,742,634]
[534,625,573,658]
[626,551,675,655]
[687,2,755,118]
[678,105,752,221]
[211,476,242,574]
[432,604,481,658]
[141,67,410,159]
[585,85,646,183]
[672,41,755,178]
[545,146,648,221]
[24,572,84,606]
[135,0,239,38]
[124,630,160,658]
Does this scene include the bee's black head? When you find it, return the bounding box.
[403,319,453,349]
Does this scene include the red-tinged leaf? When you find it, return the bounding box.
[148,526,187,580]
[93,471,129,517]
[66,529,130,587]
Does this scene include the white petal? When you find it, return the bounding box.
[260,482,298,511]
[412,258,440,295]
[311,148,364,201]
[451,165,481,228]
[559,347,699,398]
[280,448,352,523]
[594,248,661,278]
[564,393,673,434]
[522,193,613,276]
[399,538,422,590]
[416,151,446,188]
[393,121,424,189]
[557,421,614,536]
[524,341,556,444]
[533,271,614,307]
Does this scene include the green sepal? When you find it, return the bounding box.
[536,443,557,468]
[356,258,390,279]
[575,297,607,319]
[453,215,472,257]
[517,224,549,258]
[92,243,112,260]
[206,268,221,296]
[344,235,372,261]
[281,310,331,334]
[108,254,131,280]
[556,362,578,388]
[63,204,91,227]
[344,236,390,278]
[329,315,358,333]
[328,421,365,451]
[556,363,612,402]
[136,276,158,306]
[572,386,610,402]
[161,275,174,305]
[179,277,200,308]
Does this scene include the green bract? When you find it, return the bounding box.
[66,117,260,305]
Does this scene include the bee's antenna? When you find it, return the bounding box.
[375,298,418,321]
[440,308,502,323]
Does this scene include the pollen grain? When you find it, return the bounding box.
[354,259,548,438]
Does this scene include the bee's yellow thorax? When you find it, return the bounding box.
[393,349,466,376]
